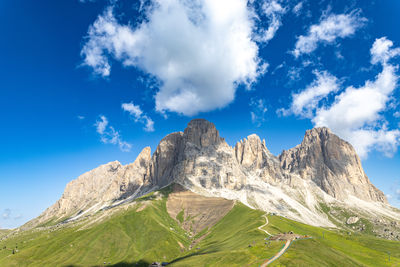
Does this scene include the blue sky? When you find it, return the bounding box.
[1,0,400,229]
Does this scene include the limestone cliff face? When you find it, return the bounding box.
[183,119,223,148]
[279,127,387,203]
[149,132,184,187]
[35,147,151,224]
[234,134,285,184]
[33,119,390,228]
[174,119,246,190]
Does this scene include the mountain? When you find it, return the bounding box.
[2,185,400,266]
[2,119,400,266]
[27,147,152,228]
[279,127,386,203]
[27,119,399,232]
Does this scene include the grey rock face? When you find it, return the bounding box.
[346,216,360,225]
[234,134,285,183]
[279,127,387,203]
[235,134,268,169]
[149,132,184,187]
[183,119,223,148]
[34,147,151,225]
[33,119,390,228]
[173,119,246,190]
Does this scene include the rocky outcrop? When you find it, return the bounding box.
[149,132,184,187]
[183,119,223,148]
[234,134,284,183]
[279,127,387,203]
[346,216,360,225]
[31,119,394,229]
[33,147,151,225]
[235,134,269,169]
[174,119,247,190]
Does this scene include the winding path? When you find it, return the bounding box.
[261,240,292,266]
[257,215,273,236]
[258,214,291,266]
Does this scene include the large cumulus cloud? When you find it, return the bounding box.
[81,0,268,116]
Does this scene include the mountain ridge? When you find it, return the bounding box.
[26,119,398,233]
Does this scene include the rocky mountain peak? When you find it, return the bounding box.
[302,127,332,144]
[183,119,223,147]
[31,120,393,230]
[235,134,267,167]
[279,127,387,203]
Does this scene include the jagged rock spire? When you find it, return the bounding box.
[30,119,391,229]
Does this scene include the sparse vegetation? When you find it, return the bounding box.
[176,209,185,224]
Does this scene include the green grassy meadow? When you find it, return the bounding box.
[0,230,10,239]
[0,189,399,267]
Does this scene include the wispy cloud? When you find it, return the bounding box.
[122,102,154,132]
[95,115,132,152]
[292,11,366,58]
[285,70,340,118]
[95,115,108,135]
[254,0,288,43]
[287,66,302,81]
[292,2,303,16]
[77,115,85,120]
[283,37,400,158]
[250,98,268,127]
[2,209,11,220]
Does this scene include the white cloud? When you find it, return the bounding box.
[370,36,400,65]
[2,209,11,220]
[287,66,302,81]
[81,1,265,116]
[254,0,287,43]
[250,98,268,127]
[394,111,400,118]
[95,115,132,152]
[283,37,400,158]
[95,115,108,135]
[292,11,366,58]
[79,0,97,3]
[292,2,303,16]
[271,62,285,75]
[77,115,85,120]
[290,70,340,118]
[335,50,344,60]
[312,38,400,158]
[122,102,155,132]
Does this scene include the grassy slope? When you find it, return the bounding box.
[169,205,400,267]
[170,203,283,267]
[0,190,190,267]
[0,191,399,267]
[0,230,10,238]
[264,215,400,266]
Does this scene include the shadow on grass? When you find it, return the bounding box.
[167,249,217,265]
[109,260,150,267]
[63,260,150,267]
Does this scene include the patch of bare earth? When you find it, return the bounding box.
[166,184,234,238]
[136,201,150,212]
